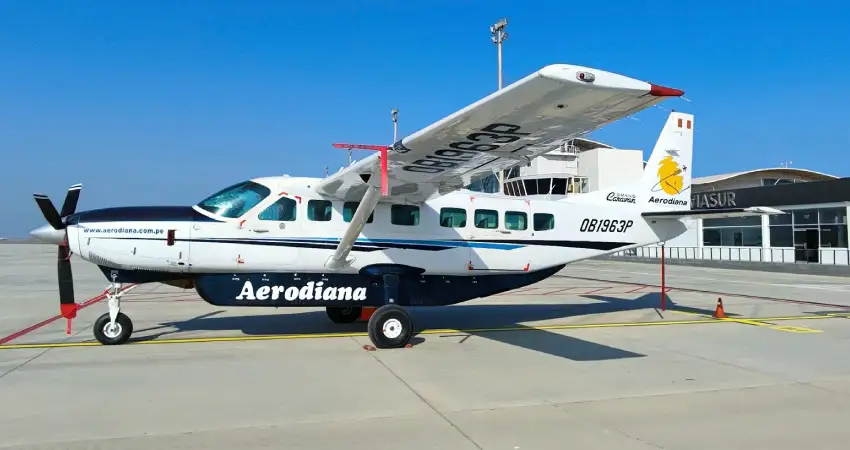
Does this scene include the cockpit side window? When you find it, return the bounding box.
[196,181,271,218]
[258,196,297,221]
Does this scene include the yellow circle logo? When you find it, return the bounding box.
[657,155,683,195]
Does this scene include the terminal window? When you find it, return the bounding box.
[702,216,762,247]
[769,207,847,248]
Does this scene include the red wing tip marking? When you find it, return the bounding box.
[649,84,685,97]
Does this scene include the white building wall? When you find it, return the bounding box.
[520,153,578,177]
[577,148,643,192]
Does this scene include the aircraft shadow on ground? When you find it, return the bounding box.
[125,291,725,362]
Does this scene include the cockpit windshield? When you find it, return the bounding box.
[196,180,271,218]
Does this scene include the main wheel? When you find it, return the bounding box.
[93,312,133,345]
[326,306,362,324]
[367,304,413,349]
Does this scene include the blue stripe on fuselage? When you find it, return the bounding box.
[283,237,525,250]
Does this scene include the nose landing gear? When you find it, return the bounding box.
[93,278,137,345]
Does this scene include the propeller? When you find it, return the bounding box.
[32,184,82,333]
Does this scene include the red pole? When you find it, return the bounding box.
[660,244,666,311]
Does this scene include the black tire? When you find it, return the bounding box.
[326,306,362,324]
[367,304,413,349]
[93,312,133,345]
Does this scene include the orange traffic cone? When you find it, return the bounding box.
[713,298,726,319]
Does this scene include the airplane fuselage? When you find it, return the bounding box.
[59,176,685,308]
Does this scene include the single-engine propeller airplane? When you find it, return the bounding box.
[30,63,782,349]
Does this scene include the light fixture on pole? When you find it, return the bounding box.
[490,18,508,90]
[490,17,508,194]
[391,108,398,142]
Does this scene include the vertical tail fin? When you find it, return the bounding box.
[640,111,693,211]
[565,111,694,210]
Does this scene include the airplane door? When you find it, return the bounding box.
[237,195,301,269]
[169,223,192,272]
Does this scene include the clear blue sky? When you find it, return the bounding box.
[2,0,848,237]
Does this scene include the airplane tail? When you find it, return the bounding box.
[638,111,693,211]
[569,111,693,212]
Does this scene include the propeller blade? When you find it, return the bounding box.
[34,194,64,230]
[57,245,76,319]
[60,184,82,217]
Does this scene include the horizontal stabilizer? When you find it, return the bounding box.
[642,206,785,220]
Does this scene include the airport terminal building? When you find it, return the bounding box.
[468,140,848,266]
[636,168,850,265]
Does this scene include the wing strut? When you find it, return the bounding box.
[324,185,382,271]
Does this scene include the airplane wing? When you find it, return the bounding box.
[642,207,785,220]
[319,63,684,270]
[316,63,685,204]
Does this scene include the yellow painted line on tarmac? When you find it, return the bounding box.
[0,313,843,350]
[769,325,822,333]
[720,317,773,327]
[717,317,823,333]
[0,318,722,350]
[668,309,839,333]
[417,318,718,335]
[665,309,708,317]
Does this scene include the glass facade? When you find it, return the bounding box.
[702,216,763,247]
[701,206,848,249]
[768,207,847,248]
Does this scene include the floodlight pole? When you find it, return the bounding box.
[491,18,508,194]
[392,108,398,142]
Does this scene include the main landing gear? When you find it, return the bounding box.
[366,304,412,349]
[93,280,136,345]
[325,304,414,349]
[325,273,414,349]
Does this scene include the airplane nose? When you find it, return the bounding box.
[29,223,65,245]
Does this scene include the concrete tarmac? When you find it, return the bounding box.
[1,243,850,449]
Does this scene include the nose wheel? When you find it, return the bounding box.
[91,279,137,345]
[93,312,133,345]
[367,304,413,349]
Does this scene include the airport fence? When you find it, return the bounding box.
[612,246,850,266]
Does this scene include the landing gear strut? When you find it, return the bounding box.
[93,277,136,345]
[366,273,413,349]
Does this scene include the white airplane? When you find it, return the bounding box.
[29,63,782,349]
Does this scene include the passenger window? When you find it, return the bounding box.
[343,202,374,223]
[307,200,332,221]
[534,213,555,231]
[505,211,527,230]
[474,209,498,229]
[391,205,419,226]
[258,197,297,221]
[439,208,466,228]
